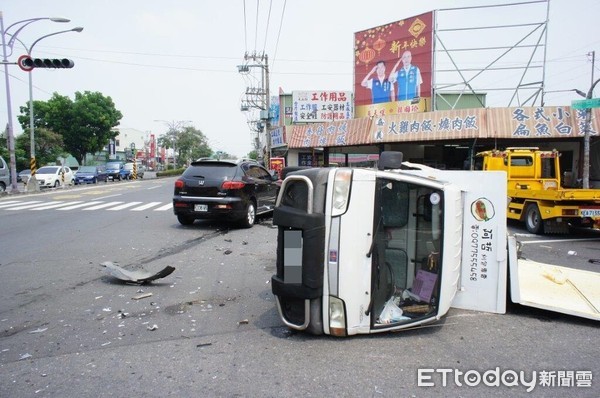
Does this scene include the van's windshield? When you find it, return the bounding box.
[370,178,443,327]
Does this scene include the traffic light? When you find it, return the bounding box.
[20,57,75,69]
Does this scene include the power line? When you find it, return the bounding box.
[271,0,287,72]
[261,0,273,55]
[243,0,248,53]
[254,0,260,53]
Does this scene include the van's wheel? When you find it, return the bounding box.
[239,201,256,228]
[524,204,543,234]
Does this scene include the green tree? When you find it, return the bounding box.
[15,128,66,169]
[18,91,123,165]
[177,126,212,166]
[247,150,259,160]
[0,134,27,171]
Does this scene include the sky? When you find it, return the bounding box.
[1,0,600,158]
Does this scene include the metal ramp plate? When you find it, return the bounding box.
[514,259,600,321]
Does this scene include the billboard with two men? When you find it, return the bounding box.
[354,11,433,118]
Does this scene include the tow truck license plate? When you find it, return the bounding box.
[581,209,600,217]
[194,204,208,212]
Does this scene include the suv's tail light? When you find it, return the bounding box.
[175,179,185,189]
[221,181,245,190]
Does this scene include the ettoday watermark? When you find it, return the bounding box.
[417,368,593,392]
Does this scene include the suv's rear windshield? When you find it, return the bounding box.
[184,163,238,179]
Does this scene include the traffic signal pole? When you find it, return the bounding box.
[1,13,73,193]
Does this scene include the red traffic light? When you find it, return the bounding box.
[18,56,75,70]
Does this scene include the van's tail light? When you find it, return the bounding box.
[175,179,185,189]
[222,181,245,190]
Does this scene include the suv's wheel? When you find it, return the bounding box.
[240,201,256,228]
[177,214,195,226]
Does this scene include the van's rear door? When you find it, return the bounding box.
[508,238,600,321]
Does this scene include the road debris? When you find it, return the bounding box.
[28,327,48,334]
[196,342,212,348]
[132,292,153,300]
[100,261,175,284]
[19,353,32,360]
[147,324,158,331]
[237,319,249,325]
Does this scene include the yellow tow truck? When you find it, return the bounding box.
[476,147,600,234]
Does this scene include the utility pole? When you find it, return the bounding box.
[582,51,597,189]
[238,52,270,166]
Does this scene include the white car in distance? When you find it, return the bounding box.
[35,166,75,188]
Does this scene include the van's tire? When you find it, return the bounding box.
[524,204,543,234]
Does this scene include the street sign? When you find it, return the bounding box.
[17,55,33,72]
[571,98,600,110]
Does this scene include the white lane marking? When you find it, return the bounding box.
[146,185,161,190]
[58,201,104,210]
[107,202,143,211]
[131,202,162,211]
[154,203,173,211]
[33,201,84,210]
[83,201,124,210]
[0,201,27,209]
[6,201,51,210]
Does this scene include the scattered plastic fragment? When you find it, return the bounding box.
[147,324,158,331]
[28,328,48,334]
[19,353,32,360]
[100,261,175,284]
[132,292,153,300]
[196,343,212,348]
[238,319,249,325]
[223,249,232,255]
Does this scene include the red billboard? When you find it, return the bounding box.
[354,11,433,118]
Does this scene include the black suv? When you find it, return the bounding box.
[173,159,279,227]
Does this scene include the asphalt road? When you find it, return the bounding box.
[0,178,598,398]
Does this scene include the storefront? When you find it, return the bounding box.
[280,106,600,187]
